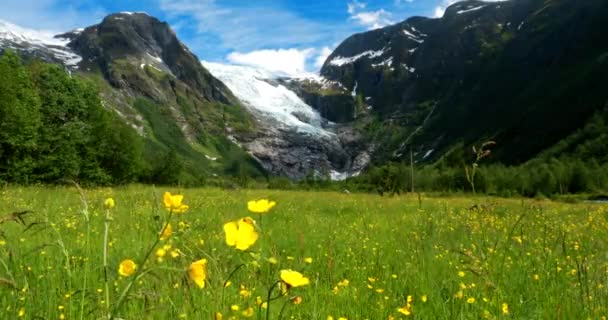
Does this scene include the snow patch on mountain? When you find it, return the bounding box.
[202,61,334,138]
[457,5,486,14]
[329,48,386,66]
[0,19,82,67]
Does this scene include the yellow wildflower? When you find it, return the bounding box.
[118,259,137,277]
[280,269,310,288]
[230,305,239,311]
[160,223,173,241]
[502,303,509,315]
[242,307,254,317]
[397,305,411,316]
[293,296,303,305]
[224,217,259,251]
[338,279,350,287]
[163,192,189,213]
[188,259,207,288]
[458,271,465,277]
[104,198,115,209]
[467,297,476,304]
[267,257,278,264]
[247,199,276,213]
[214,312,223,320]
[18,308,25,317]
[421,295,428,302]
[304,257,313,264]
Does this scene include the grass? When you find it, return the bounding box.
[0,185,607,319]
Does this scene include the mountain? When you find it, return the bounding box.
[320,0,608,166]
[201,62,370,179]
[2,0,608,185]
[0,13,372,181]
[0,13,267,184]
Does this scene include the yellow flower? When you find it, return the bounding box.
[188,259,207,288]
[267,257,278,264]
[247,199,276,214]
[242,307,254,317]
[214,312,223,320]
[224,217,259,251]
[458,271,465,277]
[230,305,239,311]
[18,308,25,317]
[293,296,303,305]
[118,259,137,277]
[163,192,189,213]
[421,295,428,303]
[160,223,173,241]
[502,303,509,315]
[104,198,115,209]
[304,257,313,264]
[337,279,349,287]
[467,297,476,304]
[156,247,167,258]
[397,305,411,316]
[280,269,310,288]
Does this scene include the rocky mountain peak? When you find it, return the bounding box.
[67,12,236,104]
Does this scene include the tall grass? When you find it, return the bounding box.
[0,185,606,319]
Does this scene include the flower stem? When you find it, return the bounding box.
[265,280,283,320]
[111,210,174,319]
[221,263,246,308]
[102,208,111,319]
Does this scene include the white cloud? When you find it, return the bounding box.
[433,0,507,18]
[347,1,394,30]
[226,48,316,76]
[314,47,333,69]
[351,9,394,30]
[348,1,366,14]
[160,0,354,57]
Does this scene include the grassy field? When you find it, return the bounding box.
[0,186,607,319]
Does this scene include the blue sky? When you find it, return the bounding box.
[0,0,471,73]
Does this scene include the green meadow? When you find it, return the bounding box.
[0,185,607,319]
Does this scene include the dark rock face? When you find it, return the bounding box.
[241,122,370,180]
[278,78,356,123]
[320,0,608,164]
[68,13,236,105]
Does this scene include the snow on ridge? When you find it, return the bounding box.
[402,64,416,73]
[423,149,434,159]
[457,5,486,14]
[329,48,386,67]
[0,19,83,67]
[202,61,335,138]
[287,73,348,91]
[403,30,424,43]
[0,19,70,47]
[371,57,393,68]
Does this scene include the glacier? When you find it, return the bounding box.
[202,61,334,139]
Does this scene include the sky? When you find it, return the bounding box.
[0,0,481,74]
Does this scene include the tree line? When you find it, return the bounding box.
[0,51,144,185]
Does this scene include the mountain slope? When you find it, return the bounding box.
[320,0,608,165]
[0,13,265,184]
